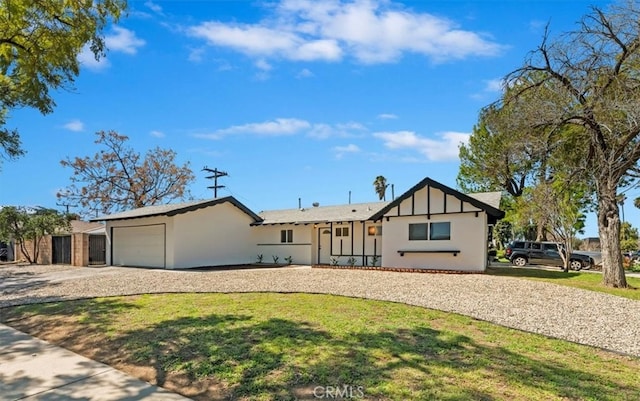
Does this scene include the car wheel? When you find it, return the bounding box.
[570,259,583,271]
[512,256,527,267]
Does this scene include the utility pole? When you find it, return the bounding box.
[56,202,76,215]
[202,166,228,198]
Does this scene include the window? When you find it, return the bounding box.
[530,242,541,250]
[280,229,293,243]
[429,222,451,240]
[368,225,382,236]
[409,223,428,240]
[335,227,349,237]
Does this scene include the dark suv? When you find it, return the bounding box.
[505,241,593,270]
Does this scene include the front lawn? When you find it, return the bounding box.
[2,293,639,400]
[487,266,640,300]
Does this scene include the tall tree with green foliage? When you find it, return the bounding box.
[58,131,195,217]
[497,3,640,287]
[373,176,389,201]
[0,0,127,164]
[0,207,70,264]
[620,222,638,253]
[458,108,536,197]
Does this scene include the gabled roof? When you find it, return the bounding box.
[369,177,505,221]
[91,196,262,223]
[256,201,389,225]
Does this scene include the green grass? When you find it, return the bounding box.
[487,267,640,300]
[2,293,639,401]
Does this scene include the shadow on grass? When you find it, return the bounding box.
[487,266,586,280]
[2,297,638,401]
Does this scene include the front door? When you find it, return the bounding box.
[318,227,332,264]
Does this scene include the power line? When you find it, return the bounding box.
[56,201,77,214]
[202,166,228,198]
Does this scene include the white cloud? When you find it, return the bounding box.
[333,143,361,159]
[195,118,311,139]
[187,0,503,65]
[144,0,163,14]
[308,121,366,139]
[255,59,273,71]
[106,27,146,55]
[296,68,314,78]
[188,47,206,63]
[63,119,84,132]
[374,130,470,161]
[484,78,503,92]
[150,130,165,138]
[78,45,110,70]
[194,118,367,140]
[78,27,145,70]
[377,113,398,120]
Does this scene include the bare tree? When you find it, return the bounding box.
[59,131,195,216]
[502,2,640,287]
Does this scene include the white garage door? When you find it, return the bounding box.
[112,224,166,268]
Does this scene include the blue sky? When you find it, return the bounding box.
[2,0,630,237]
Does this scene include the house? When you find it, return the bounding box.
[96,197,262,269]
[93,177,504,272]
[15,220,106,266]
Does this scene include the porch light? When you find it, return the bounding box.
[368,226,376,236]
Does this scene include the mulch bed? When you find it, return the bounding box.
[312,264,482,274]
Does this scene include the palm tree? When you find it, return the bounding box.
[373,176,389,201]
[618,194,627,223]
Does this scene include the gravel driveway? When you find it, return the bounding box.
[1,264,639,357]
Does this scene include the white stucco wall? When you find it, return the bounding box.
[381,212,487,271]
[106,215,175,268]
[172,203,256,268]
[252,224,313,264]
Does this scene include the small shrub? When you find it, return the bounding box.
[347,256,356,266]
[284,256,293,265]
[272,255,279,264]
[256,254,263,263]
[370,255,379,267]
[330,257,339,266]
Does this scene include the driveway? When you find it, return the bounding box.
[1,264,639,357]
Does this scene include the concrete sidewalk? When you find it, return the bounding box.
[0,324,191,401]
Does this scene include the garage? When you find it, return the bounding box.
[112,224,166,268]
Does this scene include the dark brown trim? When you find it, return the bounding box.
[427,184,431,220]
[330,222,333,256]
[411,193,415,215]
[369,177,504,221]
[362,223,366,264]
[443,192,447,213]
[350,221,354,255]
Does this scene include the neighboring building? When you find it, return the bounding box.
[93,177,504,272]
[15,220,106,266]
[582,237,601,251]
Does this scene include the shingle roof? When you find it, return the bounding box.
[70,220,105,233]
[467,191,502,210]
[91,196,262,223]
[256,201,389,225]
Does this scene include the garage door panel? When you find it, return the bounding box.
[112,224,165,268]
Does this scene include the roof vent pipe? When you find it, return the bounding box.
[298,198,301,209]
